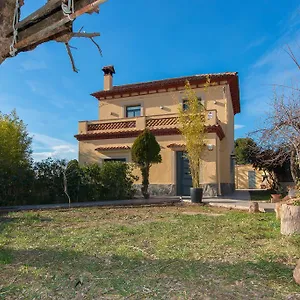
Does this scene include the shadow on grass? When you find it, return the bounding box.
[0,213,52,234]
[0,248,299,299]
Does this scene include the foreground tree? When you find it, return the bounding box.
[252,90,300,185]
[0,0,107,71]
[131,129,161,199]
[178,80,207,202]
[0,110,33,205]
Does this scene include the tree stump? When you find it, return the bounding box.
[275,203,282,220]
[293,259,300,285]
[280,204,300,235]
[249,202,259,213]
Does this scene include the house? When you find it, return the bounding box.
[75,66,240,197]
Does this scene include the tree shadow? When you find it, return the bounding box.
[0,248,299,299]
[0,213,52,233]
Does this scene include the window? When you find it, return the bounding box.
[104,158,126,162]
[182,97,203,111]
[126,105,141,118]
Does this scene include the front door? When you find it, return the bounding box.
[176,151,193,196]
[248,171,256,189]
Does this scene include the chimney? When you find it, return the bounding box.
[102,65,115,91]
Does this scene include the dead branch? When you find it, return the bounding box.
[72,32,100,38]
[65,42,79,73]
[284,45,300,70]
[58,28,102,70]
[90,37,103,56]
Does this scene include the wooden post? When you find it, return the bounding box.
[280,204,300,235]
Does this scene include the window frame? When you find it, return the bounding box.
[182,97,204,111]
[125,105,141,118]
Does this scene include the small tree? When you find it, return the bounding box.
[131,129,162,199]
[0,110,33,205]
[178,81,207,188]
[234,138,259,165]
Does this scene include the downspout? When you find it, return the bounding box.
[217,138,221,195]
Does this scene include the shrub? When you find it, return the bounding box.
[131,129,162,199]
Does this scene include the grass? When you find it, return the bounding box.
[249,189,272,201]
[0,204,300,299]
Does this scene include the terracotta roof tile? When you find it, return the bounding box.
[91,72,240,114]
[167,143,186,149]
[75,124,225,141]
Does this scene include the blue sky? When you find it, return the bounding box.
[0,0,299,161]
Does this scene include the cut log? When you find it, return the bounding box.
[249,202,259,213]
[275,202,282,220]
[280,204,300,235]
[294,259,300,285]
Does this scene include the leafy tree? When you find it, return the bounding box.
[178,80,206,188]
[0,110,33,205]
[33,158,67,204]
[131,129,162,199]
[234,138,259,165]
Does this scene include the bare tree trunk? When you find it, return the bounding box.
[63,170,71,208]
[290,149,300,184]
[0,0,16,64]
[281,204,300,235]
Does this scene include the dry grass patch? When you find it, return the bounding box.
[0,204,300,299]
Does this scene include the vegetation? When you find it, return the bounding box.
[0,110,136,206]
[0,110,33,206]
[234,138,258,165]
[131,129,162,199]
[33,160,136,205]
[0,205,299,298]
[249,190,272,201]
[178,80,207,188]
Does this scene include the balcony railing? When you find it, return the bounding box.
[78,110,219,135]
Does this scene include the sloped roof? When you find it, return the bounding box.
[91,72,240,114]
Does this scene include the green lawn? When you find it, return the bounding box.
[1,204,300,299]
[249,190,272,201]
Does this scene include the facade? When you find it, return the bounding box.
[75,66,240,197]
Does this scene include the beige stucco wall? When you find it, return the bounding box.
[79,133,218,185]
[98,85,228,121]
[235,164,269,189]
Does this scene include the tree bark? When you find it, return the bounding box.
[290,150,299,184]
[0,0,104,64]
[280,204,300,235]
[0,0,16,64]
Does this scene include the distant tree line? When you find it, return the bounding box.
[0,110,136,206]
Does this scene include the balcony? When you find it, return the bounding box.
[76,110,224,141]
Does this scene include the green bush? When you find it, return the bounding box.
[80,162,137,201]
[131,129,161,199]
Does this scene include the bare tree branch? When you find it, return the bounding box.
[72,32,100,38]
[284,45,300,70]
[65,42,79,73]
[90,37,103,56]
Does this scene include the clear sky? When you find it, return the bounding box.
[0,0,299,161]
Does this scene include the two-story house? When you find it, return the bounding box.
[75,66,240,197]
